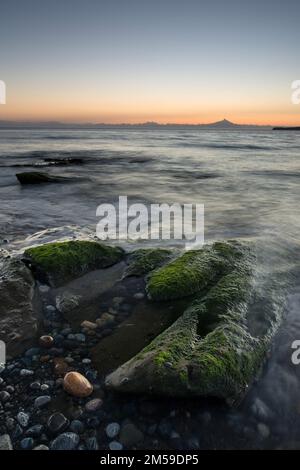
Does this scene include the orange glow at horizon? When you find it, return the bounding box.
[1,88,300,127]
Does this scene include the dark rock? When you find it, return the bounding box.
[0,391,10,402]
[69,420,85,434]
[20,437,34,450]
[12,424,23,439]
[85,437,99,450]
[0,258,37,357]
[109,441,123,450]
[50,432,80,450]
[16,172,71,185]
[85,398,103,412]
[17,411,30,427]
[47,412,69,435]
[119,422,144,447]
[158,419,173,438]
[25,425,44,437]
[34,395,51,408]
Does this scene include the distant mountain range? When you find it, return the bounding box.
[0,118,272,130]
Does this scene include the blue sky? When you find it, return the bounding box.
[0,0,300,124]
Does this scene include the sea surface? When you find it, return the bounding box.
[1,127,300,448]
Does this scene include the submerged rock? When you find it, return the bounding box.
[23,240,124,287]
[16,172,71,185]
[0,257,38,356]
[106,241,285,403]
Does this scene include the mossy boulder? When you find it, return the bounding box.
[16,172,70,184]
[24,240,124,287]
[146,240,245,301]
[105,241,284,403]
[124,248,174,278]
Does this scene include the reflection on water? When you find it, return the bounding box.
[0,128,300,448]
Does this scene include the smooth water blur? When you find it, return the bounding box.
[0,128,299,244]
[0,128,300,448]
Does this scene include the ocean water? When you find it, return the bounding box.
[1,128,300,448]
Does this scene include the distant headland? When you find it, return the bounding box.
[0,118,273,130]
[273,126,300,131]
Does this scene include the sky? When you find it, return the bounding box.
[0,0,300,125]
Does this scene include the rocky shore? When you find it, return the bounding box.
[0,239,288,449]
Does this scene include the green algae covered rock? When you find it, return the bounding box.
[124,248,174,278]
[24,240,124,287]
[146,241,245,301]
[105,241,284,403]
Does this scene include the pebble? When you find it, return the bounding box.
[46,305,56,313]
[53,358,69,376]
[119,422,144,447]
[12,424,23,439]
[158,419,173,438]
[109,441,123,451]
[0,391,10,402]
[33,445,49,450]
[134,292,144,300]
[6,418,15,431]
[38,284,50,293]
[50,432,80,450]
[82,358,92,364]
[86,436,99,450]
[47,412,69,435]
[74,333,86,343]
[70,420,85,434]
[41,384,50,391]
[30,381,41,390]
[251,398,272,421]
[0,434,13,450]
[25,425,44,437]
[85,398,103,412]
[25,348,40,357]
[257,423,270,439]
[34,395,51,408]
[20,437,34,450]
[63,371,93,398]
[106,422,120,439]
[39,335,54,348]
[20,369,34,377]
[81,320,98,330]
[95,313,114,328]
[17,411,30,427]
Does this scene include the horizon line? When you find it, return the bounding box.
[0,118,288,127]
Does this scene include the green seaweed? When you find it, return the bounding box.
[146,241,247,301]
[124,248,174,278]
[106,241,283,402]
[24,240,124,287]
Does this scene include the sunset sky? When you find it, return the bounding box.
[1,0,300,125]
